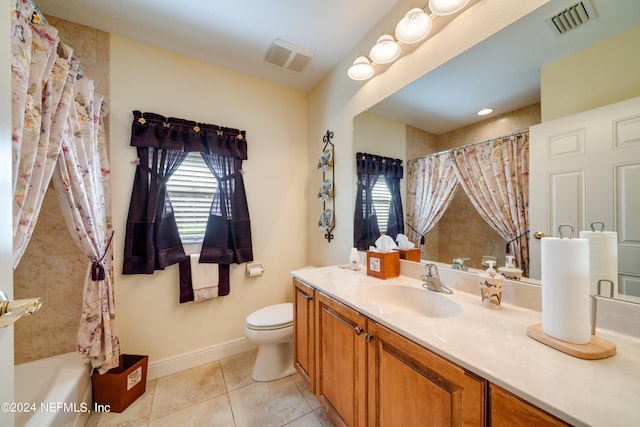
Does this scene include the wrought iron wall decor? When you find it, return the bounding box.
[318,130,335,242]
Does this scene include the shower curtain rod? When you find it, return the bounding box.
[408,129,529,163]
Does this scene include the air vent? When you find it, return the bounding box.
[266,39,313,73]
[547,0,597,35]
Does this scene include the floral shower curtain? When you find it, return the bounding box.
[11,0,119,372]
[451,133,530,276]
[11,0,78,267]
[406,152,459,257]
[52,78,118,373]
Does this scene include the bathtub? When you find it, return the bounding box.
[14,352,92,427]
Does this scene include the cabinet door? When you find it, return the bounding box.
[293,279,315,391]
[317,292,368,427]
[368,321,486,427]
[489,384,569,427]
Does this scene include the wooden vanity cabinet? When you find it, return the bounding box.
[293,280,564,427]
[367,321,486,427]
[316,291,368,427]
[489,384,570,426]
[293,279,316,392]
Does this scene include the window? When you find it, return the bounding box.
[372,177,391,233]
[166,152,217,242]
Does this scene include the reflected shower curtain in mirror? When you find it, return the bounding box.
[354,152,404,250]
[451,133,530,276]
[406,153,459,258]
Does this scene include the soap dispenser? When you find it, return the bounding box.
[479,260,504,309]
[498,255,523,281]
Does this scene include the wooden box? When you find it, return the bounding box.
[366,250,400,279]
[398,248,421,262]
[92,354,148,413]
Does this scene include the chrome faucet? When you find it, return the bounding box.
[420,264,453,294]
[452,257,469,271]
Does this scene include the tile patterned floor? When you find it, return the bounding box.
[86,349,335,427]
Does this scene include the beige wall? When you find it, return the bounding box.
[541,25,640,121]
[109,36,308,361]
[15,19,308,364]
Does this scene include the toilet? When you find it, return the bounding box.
[244,302,295,381]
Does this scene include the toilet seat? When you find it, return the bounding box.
[246,303,293,331]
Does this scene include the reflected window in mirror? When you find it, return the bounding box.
[354,152,404,250]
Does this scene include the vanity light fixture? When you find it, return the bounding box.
[369,35,401,64]
[347,55,375,81]
[395,8,433,44]
[477,108,494,116]
[428,0,471,16]
[347,1,471,81]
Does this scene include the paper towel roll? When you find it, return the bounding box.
[579,230,618,297]
[541,237,591,344]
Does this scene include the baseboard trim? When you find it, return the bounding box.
[146,337,257,381]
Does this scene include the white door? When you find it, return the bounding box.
[529,96,640,302]
[1,1,15,425]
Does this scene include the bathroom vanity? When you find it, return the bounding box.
[291,265,640,427]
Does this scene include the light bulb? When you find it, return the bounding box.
[369,35,401,64]
[395,8,433,44]
[347,56,374,81]
[429,0,470,16]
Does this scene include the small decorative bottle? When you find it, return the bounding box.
[498,255,523,281]
[349,248,360,270]
[479,260,504,309]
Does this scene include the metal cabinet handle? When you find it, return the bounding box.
[304,294,313,302]
[364,333,374,342]
[353,326,363,336]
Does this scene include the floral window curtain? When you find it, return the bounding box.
[354,152,404,250]
[53,78,118,373]
[451,133,530,276]
[406,153,459,257]
[123,111,252,292]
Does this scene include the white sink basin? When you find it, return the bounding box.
[363,285,463,318]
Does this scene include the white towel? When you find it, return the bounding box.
[190,254,219,301]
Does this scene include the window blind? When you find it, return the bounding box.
[372,177,391,233]
[166,152,217,242]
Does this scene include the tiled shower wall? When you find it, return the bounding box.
[13,16,109,364]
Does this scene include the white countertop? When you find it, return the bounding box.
[291,265,640,427]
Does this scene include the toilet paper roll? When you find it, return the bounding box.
[579,230,618,297]
[247,265,264,277]
[541,237,591,344]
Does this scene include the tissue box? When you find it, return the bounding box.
[92,354,148,413]
[398,248,420,262]
[366,250,400,279]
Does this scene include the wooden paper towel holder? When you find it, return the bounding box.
[526,324,616,360]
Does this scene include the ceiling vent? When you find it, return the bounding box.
[266,39,314,73]
[547,1,597,35]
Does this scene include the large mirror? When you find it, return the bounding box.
[353,0,640,303]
